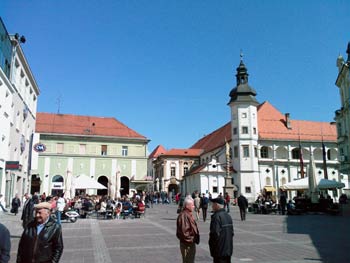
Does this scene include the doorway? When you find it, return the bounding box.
[120,176,129,197]
[97,176,108,196]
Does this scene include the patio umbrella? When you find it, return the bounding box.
[110,173,116,199]
[65,171,72,199]
[308,154,319,203]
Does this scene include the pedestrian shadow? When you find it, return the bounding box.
[285,214,350,262]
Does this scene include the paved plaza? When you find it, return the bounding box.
[1,204,350,263]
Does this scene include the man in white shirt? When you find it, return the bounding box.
[56,194,66,225]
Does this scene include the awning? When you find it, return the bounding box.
[73,175,107,189]
[264,186,276,192]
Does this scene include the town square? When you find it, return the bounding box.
[1,1,350,263]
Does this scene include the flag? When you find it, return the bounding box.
[322,142,328,179]
[299,143,305,178]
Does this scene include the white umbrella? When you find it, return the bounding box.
[65,171,72,199]
[281,177,345,190]
[308,154,318,203]
[74,175,107,189]
[110,173,116,199]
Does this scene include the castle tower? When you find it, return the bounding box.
[228,55,260,200]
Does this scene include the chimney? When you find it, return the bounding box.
[285,113,291,129]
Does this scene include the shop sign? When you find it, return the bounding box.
[5,161,22,170]
[33,143,46,152]
[52,182,63,189]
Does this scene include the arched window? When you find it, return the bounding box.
[52,175,64,183]
[260,146,269,158]
[292,148,301,159]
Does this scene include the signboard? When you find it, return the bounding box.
[5,161,22,170]
[52,182,64,189]
[33,143,46,153]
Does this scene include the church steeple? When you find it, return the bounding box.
[228,54,259,105]
[236,52,249,85]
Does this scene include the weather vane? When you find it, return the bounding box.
[240,49,243,61]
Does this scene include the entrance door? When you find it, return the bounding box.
[97,176,108,196]
[120,176,129,197]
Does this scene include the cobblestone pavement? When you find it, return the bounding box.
[1,204,349,263]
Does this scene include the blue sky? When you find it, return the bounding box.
[2,1,350,152]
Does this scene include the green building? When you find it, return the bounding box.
[31,113,149,198]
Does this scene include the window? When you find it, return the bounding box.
[260,146,269,158]
[245,187,251,193]
[243,145,249,158]
[57,143,64,154]
[184,167,188,175]
[253,127,257,134]
[122,146,128,156]
[234,146,238,158]
[212,186,218,193]
[254,147,258,157]
[242,126,248,134]
[79,144,86,154]
[327,149,331,160]
[292,148,301,159]
[171,167,175,177]
[233,128,237,135]
[101,145,107,156]
[242,112,247,118]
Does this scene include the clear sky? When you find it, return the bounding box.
[2,1,350,153]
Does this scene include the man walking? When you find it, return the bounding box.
[176,196,200,263]
[209,197,234,263]
[224,192,231,213]
[17,202,63,263]
[237,194,248,221]
[279,192,287,215]
[200,193,209,222]
[21,193,34,228]
[56,194,66,225]
[194,193,201,221]
[11,193,21,216]
[0,223,11,263]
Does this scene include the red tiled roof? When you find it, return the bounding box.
[163,148,203,157]
[190,122,231,153]
[190,101,337,153]
[36,112,147,139]
[258,101,336,141]
[148,145,167,159]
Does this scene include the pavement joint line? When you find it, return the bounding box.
[103,233,169,238]
[235,241,313,246]
[90,219,112,263]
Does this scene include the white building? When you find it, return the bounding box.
[0,18,40,206]
[335,43,350,193]
[149,58,348,202]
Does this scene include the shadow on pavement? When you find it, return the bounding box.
[286,213,350,263]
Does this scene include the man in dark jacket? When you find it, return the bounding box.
[237,194,249,221]
[0,223,11,263]
[11,193,21,215]
[176,196,199,263]
[209,197,234,263]
[21,193,35,228]
[17,202,63,263]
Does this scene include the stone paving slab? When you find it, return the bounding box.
[1,204,350,263]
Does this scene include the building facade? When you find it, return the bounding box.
[149,58,348,203]
[0,18,39,206]
[32,113,149,198]
[189,59,347,202]
[150,148,202,195]
[335,43,350,183]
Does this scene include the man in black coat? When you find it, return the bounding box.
[209,198,234,263]
[21,193,34,229]
[17,202,63,263]
[11,193,21,215]
[0,223,11,263]
[237,194,249,221]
